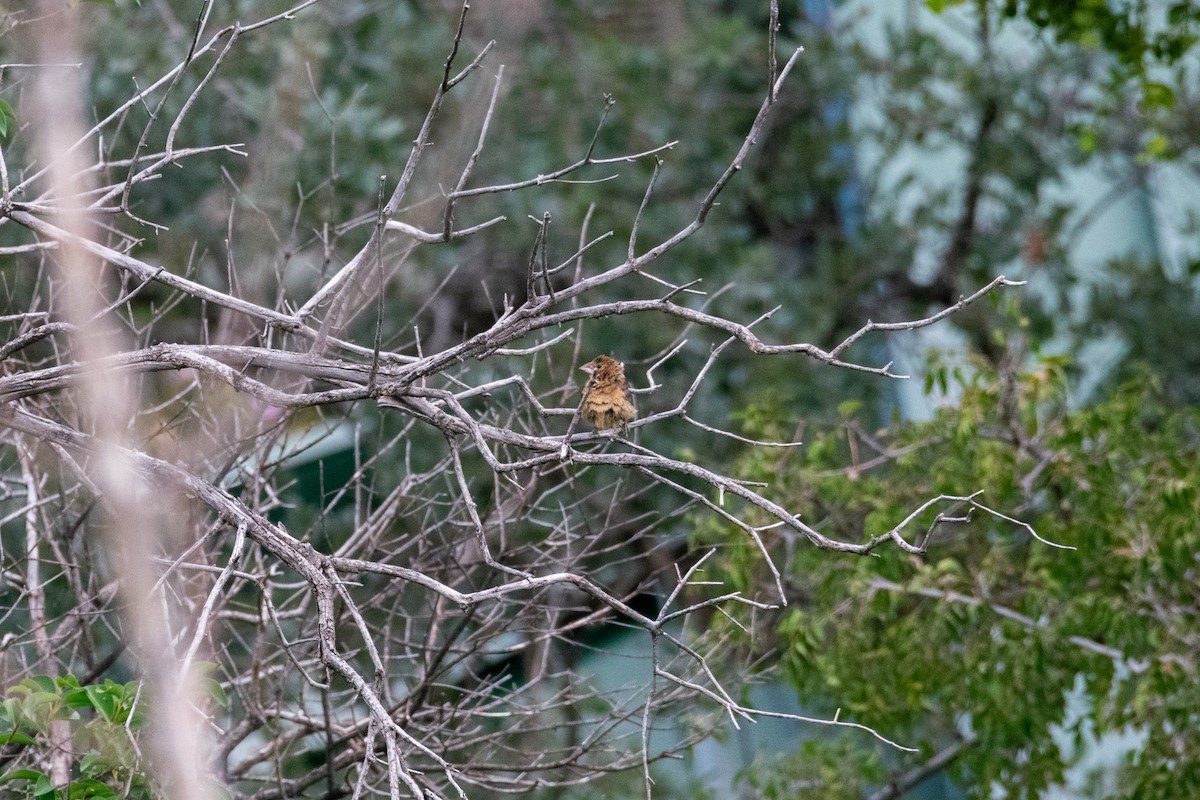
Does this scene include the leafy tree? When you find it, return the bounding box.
[714,358,1199,798]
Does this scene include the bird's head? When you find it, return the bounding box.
[579,355,615,376]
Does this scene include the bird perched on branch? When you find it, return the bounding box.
[579,355,637,431]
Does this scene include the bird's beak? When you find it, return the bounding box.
[579,364,595,374]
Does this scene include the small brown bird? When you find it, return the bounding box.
[579,355,637,431]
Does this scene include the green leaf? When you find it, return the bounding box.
[1077,127,1099,153]
[68,779,119,800]
[1138,132,1170,163]
[62,687,92,709]
[34,773,55,800]
[1,697,22,726]
[24,676,57,694]
[205,678,229,709]
[837,399,863,418]
[83,685,118,722]
[55,675,81,691]
[0,768,49,783]
[0,730,36,746]
[1167,3,1197,27]
[924,0,967,12]
[1142,82,1175,110]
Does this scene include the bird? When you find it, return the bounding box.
[579,355,637,431]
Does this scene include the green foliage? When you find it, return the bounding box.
[0,671,225,798]
[744,737,886,800]
[712,359,1200,797]
[1086,257,1200,403]
[1003,0,1200,70]
[0,675,152,800]
[924,0,1200,159]
[0,98,13,138]
[924,0,1200,86]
